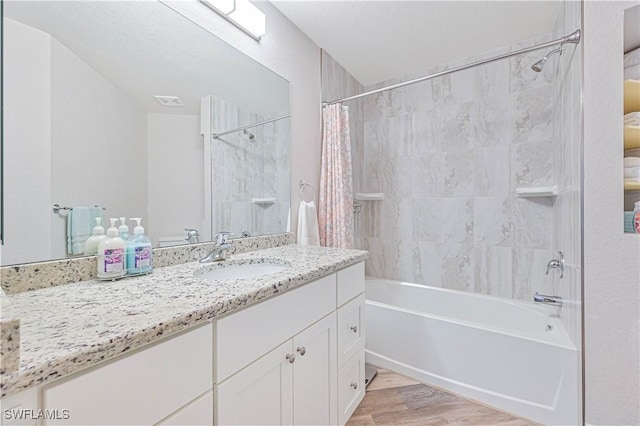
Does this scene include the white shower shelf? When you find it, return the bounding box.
[252,197,276,205]
[355,192,385,201]
[515,185,558,198]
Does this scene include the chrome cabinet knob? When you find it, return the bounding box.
[286,354,295,363]
[350,325,358,333]
[350,382,358,390]
[297,346,306,356]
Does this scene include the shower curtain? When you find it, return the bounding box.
[319,103,354,249]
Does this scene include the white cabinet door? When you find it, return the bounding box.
[156,390,213,426]
[292,313,337,426]
[43,323,213,426]
[215,340,294,426]
[337,294,365,368]
[337,351,365,426]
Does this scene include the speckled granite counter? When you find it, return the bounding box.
[0,244,367,398]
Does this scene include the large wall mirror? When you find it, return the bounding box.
[2,1,291,266]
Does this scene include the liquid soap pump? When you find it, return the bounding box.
[97,218,126,279]
[84,217,108,256]
[126,217,152,274]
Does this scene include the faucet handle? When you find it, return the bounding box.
[545,251,565,279]
[215,231,233,245]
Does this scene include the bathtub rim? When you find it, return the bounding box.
[365,278,576,350]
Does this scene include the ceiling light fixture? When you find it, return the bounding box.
[200,0,266,41]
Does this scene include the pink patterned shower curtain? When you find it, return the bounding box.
[319,103,354,249]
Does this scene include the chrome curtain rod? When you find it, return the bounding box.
[323,29,581,106]
[212,114,291,139]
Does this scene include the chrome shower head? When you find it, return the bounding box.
[531,57,547,73]
[243,129,255,140]
[531,47,563,73]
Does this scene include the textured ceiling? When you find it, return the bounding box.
[272,1,562,86]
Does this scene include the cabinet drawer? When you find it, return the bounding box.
[156,390,213,426]
[0,388,38,426]
[214,274,336,382]
[337,294,365,368]
[337,351,365,426]
[43,323,213,426]
[337,262,364,307]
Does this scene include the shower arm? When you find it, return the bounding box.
[323,29,581,106]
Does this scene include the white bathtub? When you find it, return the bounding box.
[365,277,580,425]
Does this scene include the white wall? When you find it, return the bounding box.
[583,1,640,424]
[2,18,149,264]
[49,38,148,259]
[162,1,322,233]
[2,18,52,265]
[147,114,203,246]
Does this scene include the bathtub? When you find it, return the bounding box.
[365,277,579,425]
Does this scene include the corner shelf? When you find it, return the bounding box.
[624,79,640,114]
[252,197,276,205]
[515,185,558,198]
[355,192,384,201]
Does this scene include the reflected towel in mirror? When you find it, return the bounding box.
[67,207,104,255]
[297,201,320,246]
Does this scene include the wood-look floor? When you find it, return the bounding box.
[346,369,538,426]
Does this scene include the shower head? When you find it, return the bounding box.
[243,129,255,140]
[531,47,563,72]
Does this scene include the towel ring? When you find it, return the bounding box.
[299,180,315,202]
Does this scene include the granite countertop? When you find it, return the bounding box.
[0,244,367,398]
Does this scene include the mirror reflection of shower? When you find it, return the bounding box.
[531,47,563,72]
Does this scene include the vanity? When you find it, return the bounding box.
[0,243,368,426]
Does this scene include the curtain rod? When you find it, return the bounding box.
[212,114,291,139]
[323,29,581,106]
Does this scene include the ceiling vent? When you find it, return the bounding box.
[154,95,184,107]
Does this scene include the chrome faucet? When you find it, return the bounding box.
[199,232,235,263]
[533,292,562,307]
[545,251,565,279]
[185,228,200,244]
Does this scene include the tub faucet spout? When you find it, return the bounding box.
[533,292,562,307]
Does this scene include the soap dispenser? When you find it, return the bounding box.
[118,216,130,241]
[126,217,152,275]
[84,217,108,256]
[97,218,126,280]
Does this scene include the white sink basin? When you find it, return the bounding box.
[195,259,289,281]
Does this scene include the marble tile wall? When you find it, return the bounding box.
[211,97,290,236]
[358,34,561,301]
[551,1,583,349]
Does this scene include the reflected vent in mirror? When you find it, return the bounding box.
[154,95,184,107]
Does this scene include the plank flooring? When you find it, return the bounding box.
[347,368,538,426]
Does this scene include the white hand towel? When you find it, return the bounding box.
[624,167,640,178]
[624,177,640,184]
[297,201,320,246]
[624,112,640,126]
[624,157,640,167]
[67,207,103,255]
